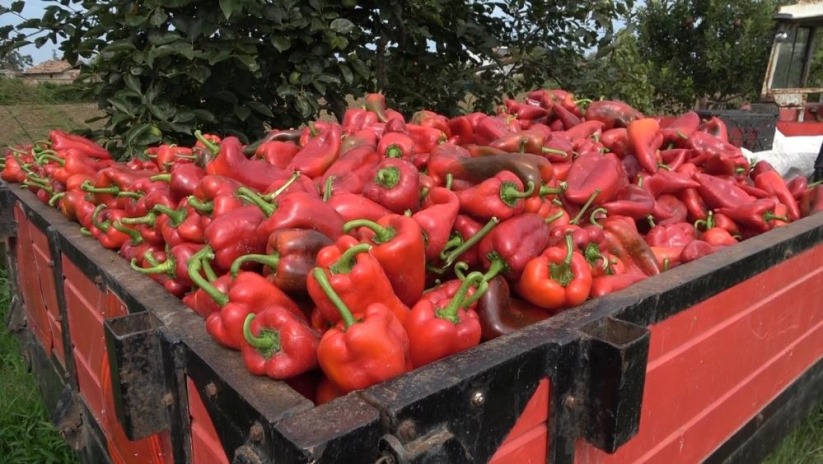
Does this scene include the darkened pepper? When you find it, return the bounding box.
[412,187,460,261]
[516,234,592,310]
[314,268,411,394]
[307,236,410,325]
[452,152,555,191]
[230,228,332,295]
[344,215,427,307]
[601,215,661,277]
[701,116,729,143]
[584,100,644,130]
[476,275,551,341]
[405,272,486,368]
[241,309,319,380]
[361,158,420,214]
[287,123,342,179]
[456,170,534,221]
[239,188,344,241]
[202,205,268,271]
[627,118,662,174]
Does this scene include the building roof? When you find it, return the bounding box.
[23,60,74,75]
[776,1,823,21]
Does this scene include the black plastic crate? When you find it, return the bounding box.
[697,109,778,152]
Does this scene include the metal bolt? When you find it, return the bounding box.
[205,382,218,398]
[249,423,264,443]
[47,260,54,268]
[471,391,485,407]
[93,275,103,287]
[161,393,174,407]
[397,419,417,441]
[564,395,579,409]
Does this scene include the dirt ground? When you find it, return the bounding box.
[0,104,104,147]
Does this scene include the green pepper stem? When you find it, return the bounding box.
[201,257,218,282]
[763,212,789,222]
[500,181,535,205]
[584,243,609,271]
[322,176,334,202]
[243,313,280,354]
[194,130,220,155]
[117,190,144,199]
[453,261,470,280]
[237,186,276,216]
[562,234,574,265]
[482,254,508,281]
[112,220,143,244]
[375,166,400,189]
[36,153,65,166]
[312,268,356,329]
[91,204,109,231]
[152,204,187,227]
[187,196,214,214]
[647,215,656,228]
[80,227,92,236]
[570,188,601,225]
[439,234,464,260]
[440,217,500,268]
[230,253,281,277]
[548,234,575,287]
[48,192,65,207]
[330,243,371,274]
[150,173,171,182]
[263,171,301,200]
[462,278,489,309]
[386,145,402,158]
[130,257,173,276]
[187,247,228,306]
[589,207,608,228]
[445,173,453,190]
[343,219,396,244]
[436,272,486,323]
[22,180,53,193]
[144,250,161,267]
[120,212,157,226]
[539,181,568,197]
[545,210,566,224]
[541,147,569,158]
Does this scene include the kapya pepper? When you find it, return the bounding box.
[449,153,555,191]
[404,272,486,368]
[477,213,553,282]
[202,205,268,271]
[716,198,787,233]
[327,191,393,223]
[456,170,534,221]
[49,129,111,159]
[130,242,204,290]
[307,236,410,325]
[319,145,381,195]
[287,123,342,179]
[627,118,662,174]
[564,152,627,206]
[753,169,801,221]
[584,100,644,130]
[239,187,344,241]
[601,215,661,277]
[344,215,426,308]
[229,228,333,295]
[241,309,320,380]
[203,135,289,191]
[412,187,460,261]
[361,158,420,214]
[314,268,411,394]
[516,234,592,310]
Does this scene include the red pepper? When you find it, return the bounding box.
[230,228,332,295]
[89,205,143,250]
[327,192,393,223]
[342,108,379,133]
[474,116,514,146]
[456,170,534,220]
[450,153,555,191]
[476,276,551,341]
[517,234,592,310]
[590,268,646,298]
[241,309,319,380]
[239,188,344,241]
[694,173,755,209]
[150,163,206,202]
[361,158,420,214]
[584,100,644,130]
[680,240,723,263]
[600,128,630,158]
[407,124,447,155]
[477,214,551,282]
[652,194,689,225]
[412,187,460,261]
[660,111,700,143]
[701,116,729,143]
[307,236,410,325]
[202,205,268,271]
[314,268,411,394]
[645,222,696,248]
[564,152,627,206]
[204,135,288,191]
[640,169,700,197]
[753,170,801,221]
[601,215,661,277]
[287,123,342,179]
[601,184,655,220]
[411,110,452,138]
[627,118,662,174]
[660,148,690,171]
[130,242,204,289]
[552,103,581,129]
[254,140,300,169]
[344,215,427,307]
[378,132,416,160]
[716,198,786,233]
[447,112,485,145]
[562,120,605,141]
[49,130,111,159]
[701,227,738,247]
[405,272,486,368]
[320,146,381,195]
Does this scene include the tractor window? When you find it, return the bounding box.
[772,25,813,88]
[807,29,823,90]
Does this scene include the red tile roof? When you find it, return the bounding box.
[23,60,75,75]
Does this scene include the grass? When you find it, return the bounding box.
[764,401,823,464]
[0,263,77,463]
[0,103,103,147]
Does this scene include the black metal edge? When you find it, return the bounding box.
[546,340,582,464]
[76,395,115,464]
[0,182,15,238]
[703,358,823,464]
[46,225,79,390]
[162,333,193,464]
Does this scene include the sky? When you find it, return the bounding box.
[1,0,62,65]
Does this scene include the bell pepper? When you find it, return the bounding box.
[516,234,592,310]
[412,187,460,261]
[646,222,696,248]
[660,148,690,171]
[584,100,644,130]
[562,120,606,142]
[361,158,420,214]
[254,140,301,169]
[150,163,206,203]
[701,226,739,247]
[680,240,723,263]
[694,173,755,209]
[344,215,427,307]
[426,143,472,187]
[89,205,142,250]
[701,116,729,143]
[552,103,581,129]
[753,169,801,221]
[327,191,393,222]
[202,205,268,271]
[130,242,204,290]
[203,135,289,191]
[716,198,786,233]
[405,272,486,368]
[564,152,626,206]
[477,213,552,282]
[239,188,344,241]
[600,128,630,158]
[476,275,551,341]
[319,146,381,194]
[435,216,500,271]
[49,129,111,159]
[287,123,342,179]
[241,309,319,380]
[652,194,689,225]
[314,268,411,394]
[230,228,332,295]
[627,118,662,174]
[51,190,94,222]
[601,215,660,276]
[590,268,646,298]
[601,184,655,220]
[456,170,534,220]
[307,236,410,325]
[377,132,415,160]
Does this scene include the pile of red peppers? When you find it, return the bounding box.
[3,90,822,404]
